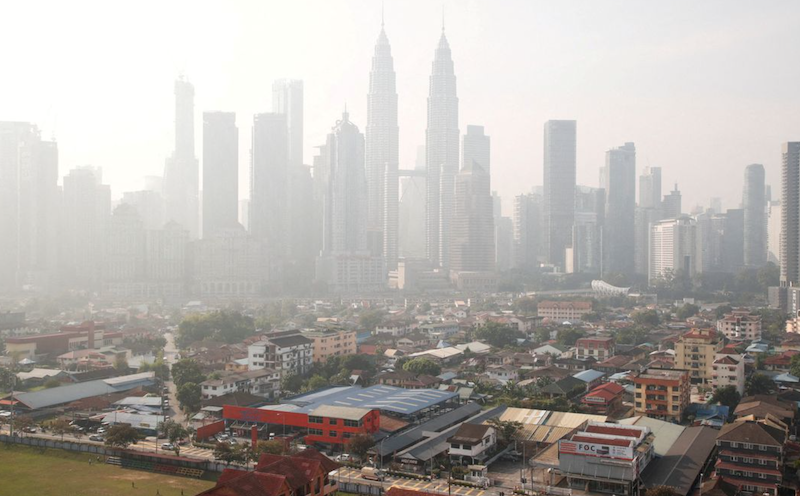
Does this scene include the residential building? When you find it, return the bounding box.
[743,164,767,267]
[447,423,496,465]
[712,346,745,396]
[558,422,655,496]
[425,29,459,268]
[537,301,592,321]
[543,120,577,271]
[674,328,724,383]
[715,418,787,496]
[633,368,690,422]
[602,142,637,276]
[716,309,762,341]
[248,333,313,377]
[200,368,281,399]
[575,337,615,361]
[202,111,238,238]
[649,216,697,284]
[163,77,199,239]
[581,382,625,414]
[301,328,357,364]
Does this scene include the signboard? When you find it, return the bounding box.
[559,440,633,460]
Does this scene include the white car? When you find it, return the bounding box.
[335,454,352,462]
[0,411,12,418]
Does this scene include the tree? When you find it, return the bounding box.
[13,415,35,434]
[159,420,189,455]
[402,357,441,377]
[171,359,205,389]
[0,368,16,392]
[359,310,386,331]
[790,354,800,378]
[43,377,62,389]
[281,374,305,394]
[348,433,376,461]
[214,442,249,465]
[534,327,551,344]
[746,373,775,396]
[632,309,660,327]
[487,418,523,448]
[474,322,523,348]
[676,304,700,320]
[113,355,129,371]
[645,486,681,496]
[714,305,733,320]
[50,418,72,441]
[177,382,202,412]
[305,375,329,392]
[104,424,140,448]
[557,328,584,346]
[176,311,256,348]
[253,440,284,458]
[709,385,741,410]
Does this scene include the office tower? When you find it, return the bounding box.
[569,186,604,274]
[163,77,199,238]
[450,141,494,273]
[272,79,304,166]
[120,190,165,230]
[61,166,111,290]
[639,166,662,211]
[743,163,767,267]
[543,120,577,271]
[102,204,146,297]
[635,206,661,275]
[202,112,239,238]
[0,122,59,292]
[768,200,781,264]
[145,221,188,299]
[649,217,697,284]
[425,28,460,267]
[399,147,426,260]
[513,193,543,269]
[710,197,723,214]
[694,209,724,274]
[663,184,682,218]
[782,143,800,286]
[285,164,316,289]
[316,112,386,292]
[462,125,490,174]
[144,175,163,193]
[193,225,268,297]
[723,209,745,272]
[250,112,288,281]
[239,199,250,230]
[603,142,636,275]
[496,217,514,272]
[365,23,400,271]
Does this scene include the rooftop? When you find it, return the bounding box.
[278,385,458,416]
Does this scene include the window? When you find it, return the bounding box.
[730,456,738,462]
[743,443,753,450]
[343,432,352,439]
[309,428,323,436]
[329,431,337,437]
[344,419,361,428]
[730,442,738,448]
[309,416,323,424]
[743,458,752,463]
[672,396,679,401]
[759,445,767,451]
[329,419,338,425]
[451,444,461,449]
[759,473,767,479]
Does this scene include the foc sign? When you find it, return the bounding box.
[559,440,633,460]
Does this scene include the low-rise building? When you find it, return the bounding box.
[537,301,592,321]
[715,418,787,496]
[633,368,690,422]
[447,423,496,465]
[716,309,762,342]
[575,337,615,361]
[581,382,625,414]
[712,347,745,396]
[302,328,357,364]
[674,328,723,383]
[200,368,281,399]
[248,332,313,377]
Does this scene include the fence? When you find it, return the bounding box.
[0,434,119,457]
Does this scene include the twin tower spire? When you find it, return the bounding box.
[366,14,459,271]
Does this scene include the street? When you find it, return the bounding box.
[162,332,184,425]
[334,467,490,496]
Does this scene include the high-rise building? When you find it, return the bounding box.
[250,112,288,282]
[102,204,146,297]
[723,208,745,273]
[635,206,661,275]
[513,193,543,270]
[662,184,682,218]
[0,122,59,292]
[639,166,662,211]
[425,28,459,268]
[120,190,165,231]
[462,125,490,175]
[399,148,427,260]
[782,143,800,287]
[285,164,316,290]
[366,22,399,271]
[649,216,697,284]
[450,134,494,274]
[768,199,781,264]
[193,225,268,297]
[603,142,636,276]
[163,77,199,238]
[743,163,767,267]
[316,112,386,292]
[202,112,239,238]
[569,186,604,274]
[272,79,304,166]
[543,120,577,271]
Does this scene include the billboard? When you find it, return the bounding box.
[559,440,633,460]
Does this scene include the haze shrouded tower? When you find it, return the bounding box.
[743,163,766,267]
[781,143,800,286]
[426,27,459,268]
[543,120,577,271]
[603,142,637,276]
[366,20,400,271]
[163,77,199,238]
[272,79,304,166]
[202,112,238,238]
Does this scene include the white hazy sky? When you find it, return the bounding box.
[2,0,799,214]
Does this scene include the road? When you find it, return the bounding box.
[162,332,184,425]
[334,467,490,496]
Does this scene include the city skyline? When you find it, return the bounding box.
[2,1,799,213]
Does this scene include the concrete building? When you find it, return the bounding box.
[537,301,592,321]
[768,200,781,264]
[365,25,399,271]
[716,309,762,342]
[662,183,682,219]
[633,368,690,422]
[575,337,615,361]
[248,333,313,377]
[102,204,146,297]
[715,419,787,495]
[712,347,745,396]
[399,159,427,259]
[163,77,199,239]
[513,192,542,269]
[272,79,304,167]
[674,328,723,383]
[202,111,238,238]
[743,164,767,267]
[639,166,662,211]
[425,29,460,268]
[302,328,357,364]
[782,143,800,286]
[120,190,165,231]
[447,423,496,465]
[649,216,697,284]
[200,368,281,399]
[193,226,268,297]
[543,120,577,271]
[602,142,637,276]
[569,186,604,274]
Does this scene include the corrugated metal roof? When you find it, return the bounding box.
[283,385,458,415]
[309,405,372,421]
[14,373,155,410]
[544,411,607,428]
[103,411,166,430]
[377,403,482,456]
[499,407,549,425]
[642,426,718,494]
[619,416,685,456]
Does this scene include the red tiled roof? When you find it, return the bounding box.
[584,382,625,401]
[714,476,777,491]
[584,425,641,438]
[198,470,289,496]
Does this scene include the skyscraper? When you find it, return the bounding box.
[202,112,239,238]
[462,125,490,174]
[272,79,304,166]
[543,120,577,271]
[781,143,800,286]
[316,112,386,292]
[426,28,459,268]
[513,193,543,270]
[163,77,199,238]
[639,166,662,211]
[743,163,767,267]
[603,142,636,275]
[399,147,426,260]
[366,21,399,271]
[649,217,697,284]
[663,184,682,218]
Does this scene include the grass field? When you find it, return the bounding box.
[0,444,216,496]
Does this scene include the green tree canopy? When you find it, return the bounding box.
[281,374,305,394]
[171,359,205,389]
[474,322,523,348]
[632,309,660,327]
[746,373,775,396]
[675,303,700,320]
[305,375,330,391]
[645,486,681,496]
[176,311,256,348]
[358,309,386,331]
[557,328,585,346]
[104,424,140,448]
[487,418,523,447]
[348,432,375,461]
[709,385,741,410]
[177,382,202,412]
[403,357,442,376]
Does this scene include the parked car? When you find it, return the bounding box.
[21,426,36,433]
[96,427,106,434]
[0,411,12,418]
[335,454,352,462]
[161,443,175,450]
[89,435,104,442]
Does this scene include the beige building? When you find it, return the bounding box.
[537,301,592,320]
[302,328,357,364]
[716,309,761,341]
[674,328,724,383]
[633,368,690,422]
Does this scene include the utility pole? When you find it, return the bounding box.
[9,375,15,437]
